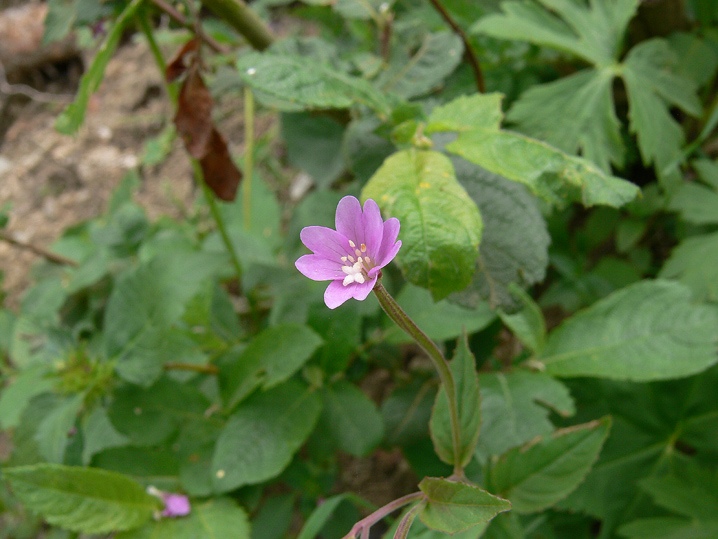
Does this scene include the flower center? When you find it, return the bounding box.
[340,240,375,286]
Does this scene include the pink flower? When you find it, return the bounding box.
[147,486,191,518]
[296,196,401,309]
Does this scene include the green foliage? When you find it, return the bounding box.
[2,464,160,533]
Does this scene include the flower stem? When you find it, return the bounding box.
[243,86,254,230]
[201,0,274,51]
[373,283,463,475]
[342,492,424,539]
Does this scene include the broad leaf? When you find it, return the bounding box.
[55,0,145,134]
[660,232,718,303]
[35,393,84,463]
[323,382,384,457]
[538,280,718,380]
[430,333,481,468]
[497,285,546,354]
[667,182,718,225]
[419,477,511,533]
[475,371,574,461]
[3,464,159,533]
[212,380,321,492]
[237,52,393,117]
[379,32,463,99]
[362,149,483,300]
[487,418,611,513]
[81,407,130,465]
[116,497,250,539]
[427,94,639,208]
[0,367,53,429]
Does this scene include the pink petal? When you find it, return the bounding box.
[361,199,384,258]
[351,277,377,301]
[335,196,363,243]
[324,279,357,309]
[375,217,401,266]
[296,255,345,281]
[301,226,351,260]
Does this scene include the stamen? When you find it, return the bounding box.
[348,255,355,263]
[349,240,356,248]
[364,256,372,265]
[361,244,367,252]
[341,256,348,263]
[355,249,362,257]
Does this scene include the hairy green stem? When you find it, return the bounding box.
[140,15,244,281]
[373,282,463,474]
[243,86,254,230]
[201,0,274,50]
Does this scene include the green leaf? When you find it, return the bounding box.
[296,494,353,539]
[619,518,718,539]
[447,156,550,308]
[418,477,511,533]
[282,112,345,188]
[117,497,250,539]
[505,68,624,171]
[381,379,436,446]
[212,380,321,492]
[55,0,144,134]
[2,464,159,534]
[487,418,610,513]
[237,51,393,117]
[667,183,718,224]
[428,94,639,208]
[220,324,323,410]
[497,285,546,354]
[333,0,390,19]
[323,382,384,457]
[537,280,718,381]
[379,32,463,99]
[622,39,701,176]
[361,149,483,300]
[81,407,130,465]
[0,367,53,429]
[660,232,718,303]
[35,393,84,463]
[472,0,639,66]
[475,371,574,461]
[384,284,495,344]
[430,333,481,468]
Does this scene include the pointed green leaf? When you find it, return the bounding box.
[296,494,353,539]
[81,407,130,465]
[667,182,718,225]
[35,393,84,463]
[0,367,53,429]
[362,149,483,300]
[430,333,481,468]
[323,382,384,457]
[212,381,321,492]
[660,232,718,303]
[116,497,250,539]
[427,93,503,133]
[497,285,546,354]
[538,280,718,380]
[428,94,639,208]
[419,477,511,533]
[475,371,574,461]
[488,418,611,513]
[237,52,393,116]
[2,464,160,533]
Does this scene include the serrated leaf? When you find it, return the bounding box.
[384,283,495,344]
[3,464,160,534]
[660,232,718,303]
[323,382,384,457]
[117,497,250,539]
[212,380,321,492]
[446,155,550,308]
[475,371,574,461]
[361,149,483,300]
[487,418,611,513]
[430,333,481,468]
[418,477,511,533]
[537,280,718,381]
[428,94,639,208]
[237,52,393,116]
[220,324,322,410]
[506,68,624,171]
[380,32,463,99]
[55,0,144,134]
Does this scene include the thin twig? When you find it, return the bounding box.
[0,230,79,266]
[149,0,229,54]
[426,0,485,93]
[0,61,74,104]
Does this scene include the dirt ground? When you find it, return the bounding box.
[0,34,225,307]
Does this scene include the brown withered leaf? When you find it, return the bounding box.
[200,128,243,202]
[174,62,214,158]
[165,38,200,82]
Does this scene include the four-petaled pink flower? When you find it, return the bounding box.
[296,196,401,309]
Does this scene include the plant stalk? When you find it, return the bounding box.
[201,0,274,51]
[243,86,254,230]
[342,492,424,539]
[373,282,463,474]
